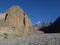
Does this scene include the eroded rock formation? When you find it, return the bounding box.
[0,6,32,36]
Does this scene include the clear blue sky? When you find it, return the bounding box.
[0,0,60,25]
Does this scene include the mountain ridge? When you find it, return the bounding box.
[40,16,60,33]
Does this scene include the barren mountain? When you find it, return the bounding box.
[40,17,60,33]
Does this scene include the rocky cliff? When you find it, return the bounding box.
[0,6,32,36]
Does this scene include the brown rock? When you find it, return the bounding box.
[0,6,32,36]
[0,6,44,36]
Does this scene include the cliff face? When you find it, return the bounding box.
[0,6,32,35]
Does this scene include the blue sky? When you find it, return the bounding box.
[0,0,60,25]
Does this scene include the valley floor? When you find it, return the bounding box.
[0,33,60,45]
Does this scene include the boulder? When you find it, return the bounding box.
[0,6,32,36]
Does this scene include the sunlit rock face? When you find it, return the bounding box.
[0,6,32,36]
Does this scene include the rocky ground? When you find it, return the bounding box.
[0,33,60,45]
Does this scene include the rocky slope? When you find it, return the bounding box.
[32,21,49,33]
[40,17,60,33]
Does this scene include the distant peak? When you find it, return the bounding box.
[37,21,41,24]
[35,21,41,24]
